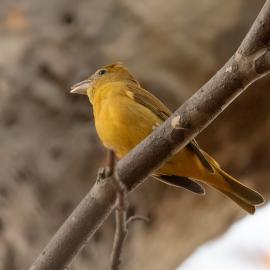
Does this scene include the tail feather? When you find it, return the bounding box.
[221,190,256,215]
[201,151,264,213]
[216,166,264,206]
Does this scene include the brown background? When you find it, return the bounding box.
[0,0,269,269]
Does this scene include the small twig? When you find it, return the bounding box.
[109,149,128,270]
[109,191,128,270]
[103,150,149,270]
[109,176,150,270]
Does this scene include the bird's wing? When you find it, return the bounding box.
[126,83,171,121]
[126,84,214,173]
[186,141,214,173]
[154,175,205,195]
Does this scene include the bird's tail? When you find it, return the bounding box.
[203,152,264,214]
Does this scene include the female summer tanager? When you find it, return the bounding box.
[71,63,264,214]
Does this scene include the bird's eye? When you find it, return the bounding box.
[98,69,107,76]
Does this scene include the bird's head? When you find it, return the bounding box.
[70,63,138,102]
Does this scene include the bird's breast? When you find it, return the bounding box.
[93,87,162,158]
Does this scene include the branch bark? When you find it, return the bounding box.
[29,1,270,270]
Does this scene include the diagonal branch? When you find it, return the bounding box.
[29,1,270,270]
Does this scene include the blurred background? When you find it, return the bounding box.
[0,0,269,269]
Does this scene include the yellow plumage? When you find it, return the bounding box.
[71,63,264,214]
[93,82,162,157]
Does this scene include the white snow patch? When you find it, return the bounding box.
[177,203,270,270]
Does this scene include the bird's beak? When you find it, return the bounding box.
[70,79,92,95]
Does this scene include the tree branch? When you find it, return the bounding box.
[29,1,270,270]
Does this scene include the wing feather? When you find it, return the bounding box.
[126,84,214,173]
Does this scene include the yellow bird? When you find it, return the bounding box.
[71,63,264,214]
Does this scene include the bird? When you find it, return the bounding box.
[70,63,264,214]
